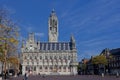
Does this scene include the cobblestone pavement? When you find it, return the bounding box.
[9,75,120,80]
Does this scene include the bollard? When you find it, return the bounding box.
[102,73,104,77]
[116,72,119,78]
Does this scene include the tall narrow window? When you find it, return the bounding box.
[24,56,27,59]
[40,56,42,60]
[50,27,52,30]
[34,66,36,71]
[25,66,28,71]
[40,66,42,72]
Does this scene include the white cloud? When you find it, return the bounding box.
[35,32,44,37]
[27,26,33,32]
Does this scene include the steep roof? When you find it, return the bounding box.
[39,42,72,51]
[110,48,120,55]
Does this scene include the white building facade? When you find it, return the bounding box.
[21,10,78,75]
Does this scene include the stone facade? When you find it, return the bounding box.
[21,10,78,75]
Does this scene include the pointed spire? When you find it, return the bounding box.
[22,40,24,48]
[106,48,110,56]
[52,8,55,13]
[70,34,75,43]
[29,32,35,43]
[70,34,76,50]
[50,9,56,17]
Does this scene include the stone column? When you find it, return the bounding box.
[22,65,25,75]
[72,66,77,75]
[42,65,44,73]
[66,66,68,73]
[48,66,50,74]
[70,66,73,75]
[61,66,63,73]
[36,66,39,74]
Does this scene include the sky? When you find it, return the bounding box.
[0,0,120,61]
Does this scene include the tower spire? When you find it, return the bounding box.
[70,34,76,50]
[70,34,75,43]
[48,9,58,42]
[52,8,55,12]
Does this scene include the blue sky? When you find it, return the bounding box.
[0,0,120,61]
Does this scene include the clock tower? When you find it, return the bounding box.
[48,9,58,42]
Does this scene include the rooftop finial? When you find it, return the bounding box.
[52,8,55,13]
[70,34,75,43]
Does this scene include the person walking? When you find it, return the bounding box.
[24,72,28,80]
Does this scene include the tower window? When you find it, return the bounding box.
[35,56,37,59]
[50,56,52,59]
[34,66,36,71]
[40,56,42,59]
[30,45,32,47]
[25,66,28,71]
[50,27,52,30]
[55,21,57,25]
[30,56,32,59]
[55,27,57,32]
[52,43,55,50]
[45,56,47,59]
[24,56,27,59]
[68,56,71,60]
[48,43,51,50]
[54,56,57,59]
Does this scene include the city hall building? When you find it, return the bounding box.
[21,10,78,75]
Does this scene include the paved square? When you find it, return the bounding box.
[10,75,120,80]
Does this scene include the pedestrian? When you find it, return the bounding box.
[24,72,28,80]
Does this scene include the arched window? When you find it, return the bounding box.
[50,66,53,72]
[25,66,27,71]
[64,56,66,59]
[54,56,57,59]
[39,66,42,72]
[27,62,29,65]
[68,56,70,60]
[40,56,42,59]
[50,56,52,60]
[45,66,48,72]
[68,66,70,72]
[37,61,39,64]
[59,56,61,59]
[32,61,34,64]
[63,66,66,72]
[34,66,36,71]
[59,66,61,72]
[45,56,47,59]
[24,56,27,59]
[35,56,37,59]
[30,56,32,59]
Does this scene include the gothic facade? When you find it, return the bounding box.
[21,10,78,75]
